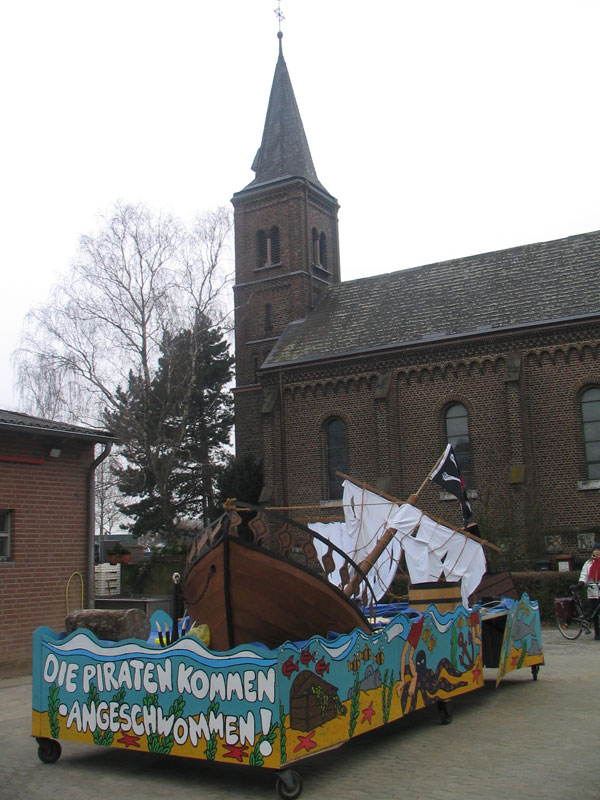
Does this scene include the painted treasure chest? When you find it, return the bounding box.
[289,670,347,732]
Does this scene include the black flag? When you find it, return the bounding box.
[429,444,472,526]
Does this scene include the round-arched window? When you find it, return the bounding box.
[445,403,473,487]
[326,418,348,499]
[581,387,600,480]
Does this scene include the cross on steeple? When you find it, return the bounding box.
[274,0,285,37]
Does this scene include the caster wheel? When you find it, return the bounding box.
[437,701,453,725]
[276,769,303,799]
[36,737,62,763]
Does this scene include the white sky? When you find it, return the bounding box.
[2,0,600,411]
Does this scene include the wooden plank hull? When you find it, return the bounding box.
[184,535,371,651]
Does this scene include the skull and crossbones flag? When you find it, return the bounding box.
[429,444,473,526]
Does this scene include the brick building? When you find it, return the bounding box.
[0,410,114,676]
[233,39,600,561]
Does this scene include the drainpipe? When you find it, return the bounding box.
[87,442,113,608]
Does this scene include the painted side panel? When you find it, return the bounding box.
[496,593,545,686]
[31,595,541,768]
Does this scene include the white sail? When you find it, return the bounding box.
[310,480,402,600]
[310,479,486,607]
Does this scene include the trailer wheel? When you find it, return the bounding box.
[437,701,453,725]
[36,737,62,764]
[531,665,540,681]
[276,769,303,799]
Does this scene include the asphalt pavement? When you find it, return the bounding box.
[0,626,597,800]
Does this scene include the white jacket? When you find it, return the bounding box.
[579,558,600,599]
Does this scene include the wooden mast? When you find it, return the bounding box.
[334,470,499,598]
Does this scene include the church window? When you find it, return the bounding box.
[270,226,280,264]
[445,403,473,487]
[265,303,273,331]
[253,356,259,384]
[581,386,600,480]
[312,228,320,265]
[319,232,327,269]
[311,230,328,269]
[256,227,280,267]
[256,230,267,267]
[326,417,348,499]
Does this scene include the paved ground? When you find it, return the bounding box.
[0,626,597,800]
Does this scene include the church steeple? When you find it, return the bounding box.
[232,32,341,462]
[246,36,327,193]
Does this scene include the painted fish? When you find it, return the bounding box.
[373,649,385,665]
[300,647,315,665]
[315,657,329,676]
[348,655,361,673]
[282,656,299,678]
[360,645,372,661]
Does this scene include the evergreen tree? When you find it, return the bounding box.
[214,453,264,511]
[106,314,234,540]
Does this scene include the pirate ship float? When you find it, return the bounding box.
[183,447,491,652]
[31,451,544,799]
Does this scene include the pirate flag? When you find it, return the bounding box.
[429,444,473,526]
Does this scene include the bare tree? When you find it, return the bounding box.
[95,454,125,559]
[14,202,232,425]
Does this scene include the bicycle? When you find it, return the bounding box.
[555,585,600,640]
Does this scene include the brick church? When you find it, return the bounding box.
[232,35,600,560]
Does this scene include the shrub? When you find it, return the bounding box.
[106,541,131,556]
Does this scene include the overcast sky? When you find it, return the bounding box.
[2,0,600,411]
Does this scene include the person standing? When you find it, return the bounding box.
[578,542,600,640]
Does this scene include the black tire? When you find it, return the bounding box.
[276,770,303,799]
[555,613,583,640]
[36,737,62,764]
[531,664,540,680]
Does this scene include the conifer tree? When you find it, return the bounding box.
[105,314,234,539]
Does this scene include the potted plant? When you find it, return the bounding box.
[106,541,131,565]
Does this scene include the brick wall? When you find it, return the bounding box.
[0,434,95,676]
[256,323,600,557]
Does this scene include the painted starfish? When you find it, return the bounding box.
[361,700,376,725]
[117,732,141,748]
[223,742,249,762]
[293,730,317,753]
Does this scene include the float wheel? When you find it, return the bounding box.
[276,769,303,799]
[36,737,62,764]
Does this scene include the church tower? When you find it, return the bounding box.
[232,33,340,459]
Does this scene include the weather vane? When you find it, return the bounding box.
[274,0,285,35]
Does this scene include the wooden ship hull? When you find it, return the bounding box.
[183,508,371,651]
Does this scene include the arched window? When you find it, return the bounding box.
[319,232,327,269]
[256,227,280,267]
[256,229,267,267]
[445,403,473,487]
[326,418,348,499]
[581,387,600,479]
[270,226,280,264]
[312,227,320,265]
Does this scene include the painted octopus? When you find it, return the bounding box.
[398,649,468,714]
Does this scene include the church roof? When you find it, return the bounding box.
[264,230,600,368]
[242,38,329,195]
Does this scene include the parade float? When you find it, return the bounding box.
[32,454,544,798]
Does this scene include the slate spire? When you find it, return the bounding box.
[247,33,327,192]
